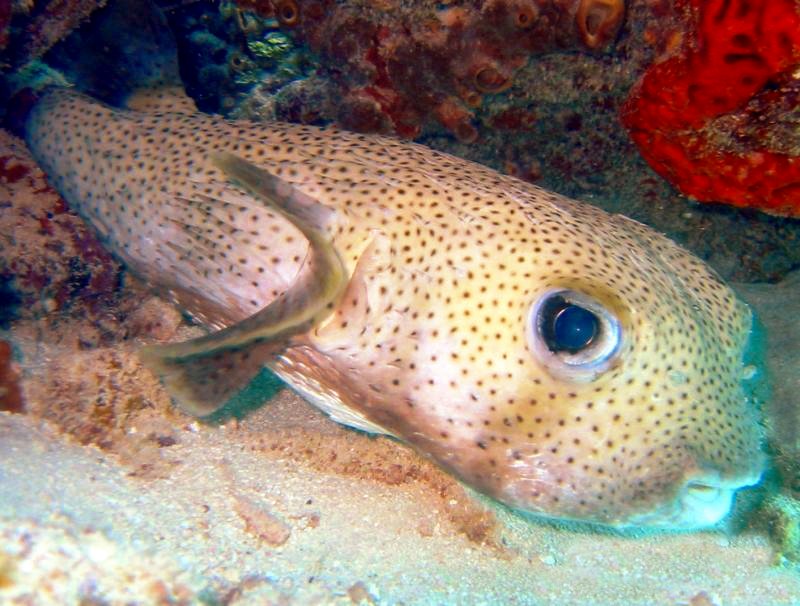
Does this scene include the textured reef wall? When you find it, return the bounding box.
[231,0,625,141]
[1,0,108,63]
[0,132,122,325]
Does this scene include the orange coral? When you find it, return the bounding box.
[576,0,625,49]
[435,97,479,143]
[473,64,513,94]
[275,0,300,27]
[0,340,23,413]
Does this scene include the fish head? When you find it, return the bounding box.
[313,188,765,531]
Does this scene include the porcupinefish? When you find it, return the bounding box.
[24,87,765,529]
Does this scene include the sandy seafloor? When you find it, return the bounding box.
[2,134,800,606]
[3,396,800,606]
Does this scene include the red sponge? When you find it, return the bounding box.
[622,0,800,216]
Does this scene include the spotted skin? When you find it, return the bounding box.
[25,89,764,528]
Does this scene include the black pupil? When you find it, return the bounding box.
[541,297,599,354]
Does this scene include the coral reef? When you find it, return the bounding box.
[621,0,800,216]
[0,340,23,413]
[1,0,108,67]
[234,0,625,139]
[736,271,800,465]
[1,2,40,53]
[0,131,123,321]
[735,270,800,565]
[163,1,315,114]
[755,494,800,565]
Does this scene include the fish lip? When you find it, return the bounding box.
[502,448,763,530]
[622,468,764,530]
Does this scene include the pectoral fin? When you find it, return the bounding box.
[146,341,281,417]
[141,152,348,416]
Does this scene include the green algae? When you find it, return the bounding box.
[248,33,293,61]
[760,493,800,565]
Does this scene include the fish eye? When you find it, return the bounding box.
[540,298,598,353]
[528,289,622,382]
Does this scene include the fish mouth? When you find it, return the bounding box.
[624,469,763,530]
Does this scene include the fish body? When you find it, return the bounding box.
[26,88,765,529]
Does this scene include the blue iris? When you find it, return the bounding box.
[540,296,599,354]
[553,305,598,352]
